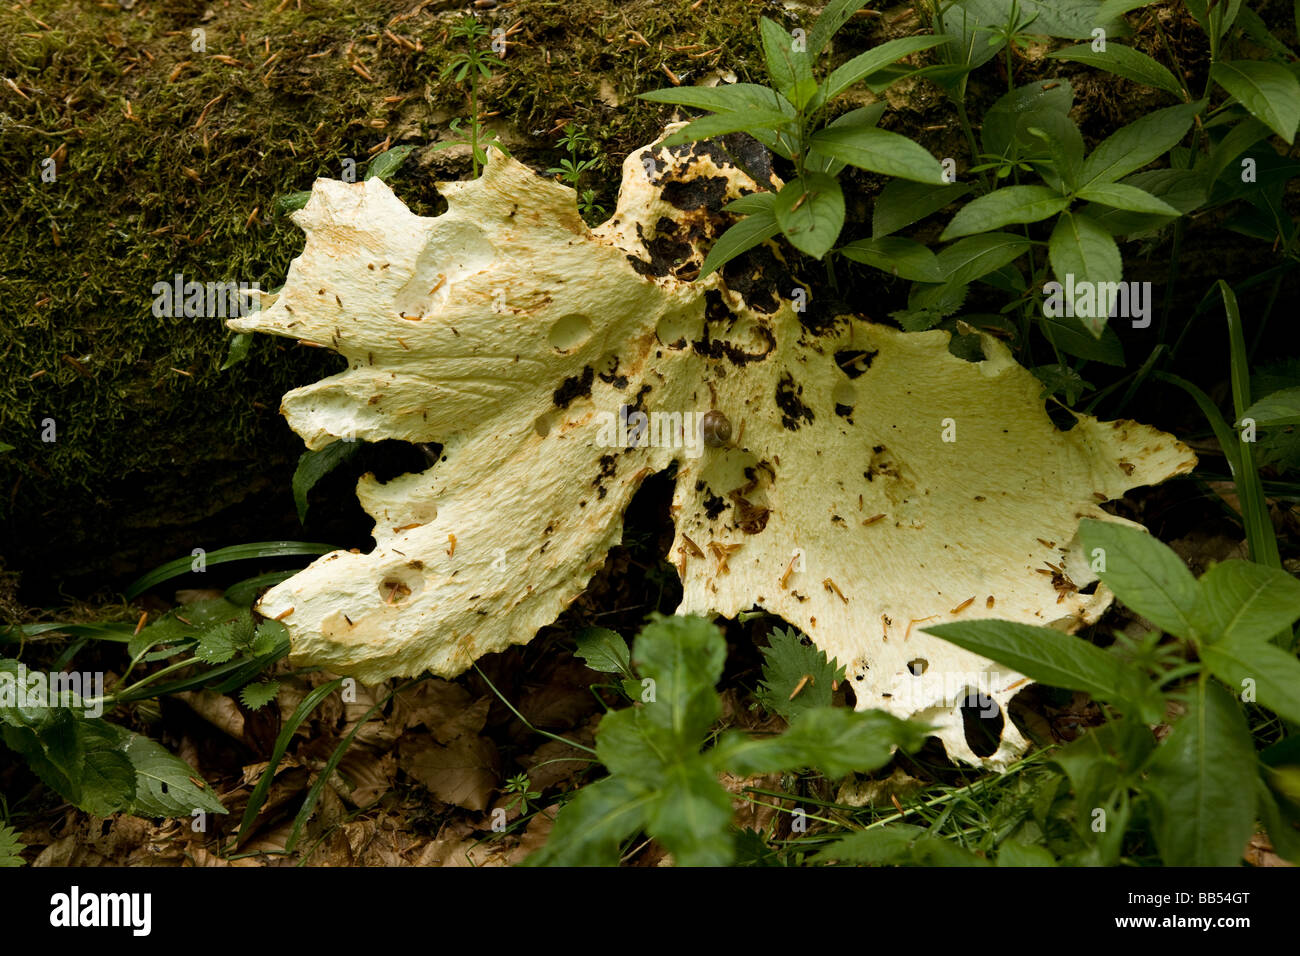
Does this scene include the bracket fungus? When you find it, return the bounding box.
[230,127,1195,766]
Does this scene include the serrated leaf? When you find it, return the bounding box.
[194,621,238,664]
[293,441,360,524]
[1212,60,1300,145]
[124,733,227,818]
[1047,43,1182,97]
[1078,518,1199,638]
[940,185,1069,240]
[574,627,633,677]
[1146,680,1256,866]
[239,680,281,710]
[0,823,24,867]
[755,627,844,720]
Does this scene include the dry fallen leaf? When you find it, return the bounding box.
[232,127,1195,765]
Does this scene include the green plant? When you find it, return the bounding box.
[641,0,951,275]
[547,124,607,222]
[527,614,928,866]
[431,14,509,178]
[0,822,26,867]
[923,517,1300,865]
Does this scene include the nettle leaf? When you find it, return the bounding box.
[1147,680,1256,866]
[574,626,633,677]
[755,626,845,720]
[239,680,281,710]
[1047,212,1122,336]
[1211,60,1300,144]
[940,185,1069,241]
[1192,560,1300,645]
[773,173,845,260]
[230,129,1195,765]
[1078,518,1198,638]
[1047,43,1182,97]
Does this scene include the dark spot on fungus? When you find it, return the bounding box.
[775,372,815,431]
[553,365,594,409]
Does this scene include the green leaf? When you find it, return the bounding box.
[220,332,253,371]
[0,442,12,454]
[940,185,1069,240]
[574,627,633,678]
[717,708,929,778]
[1146,680,1256,866]
[1202,639,1300,725]
[274,190,311,215]
[194,621,239,664]
[754,627,845,720]
[124,732,227,818]
[0,823,24,867]
[839,237,943,282]
[937,232,1032,285]
[632,614,726,746]
[524,774,655,866]
[224,570,298,607]
[1256,773,1300,864]
[699,196,781,279]
[1211,61,1300,145]
[1039,313,1125,366]
[997,841,1057,866]
[1243,386,1300,426]
[1185,0,1243,42]
[1078,102,1199,187]
[125,541,338,600]
[645,760,736,866]
[1075,183,1180,216]
[760,17,813,100]
[1192,560,1300,645]
[239,680,281,710]
[365,144,417,181]
[981,81,1075,164]
[1047,212,1122,336]
[659,110,792,148]
[809,126,946,183]
[640,84,794,116]
[1047,43,1182,97]
[811,823,928,864]
[293,441,360,524]
[75,721,139,817]
[924,620,1135,703]
[773,173,845,259]
[822,36,952,102]
[809,0,873,58]
[1078,518,1198,638]
[872,180,970,237]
